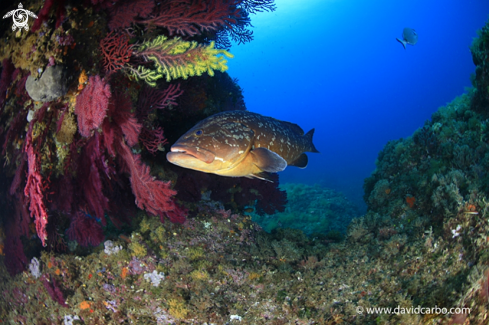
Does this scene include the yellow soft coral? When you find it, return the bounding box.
[130,36,233,86]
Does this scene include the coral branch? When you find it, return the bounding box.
[79,133,109,224]
[31,0,66,31]
[100,32,134,72]
[24,107,50,246]
[108,0,155,30]
[67,211,105,247]
[140,0,240,37]
[31,0,55,32]
[137,84,183,117]
[117,139,183,221]
[139,126,168,154]
[131,36,233,85]
[109,92,142,147]
[74,75,111,137]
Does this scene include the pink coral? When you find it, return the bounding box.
[140,0,241,37]
[108,0,155,30]
[23,105,51,246]
[79,134,110,224]
[137,84,183,116]
[98,88,184,223]
[139,126,168,155]
[136,85,181,154]
[109,91,142,147]
[31,0,66,32]
[67,211,105,247]
[124,147,174,214]
[117,139,185,222]
[74,75,111,137]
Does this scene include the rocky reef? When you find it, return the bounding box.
[253,183,359,237]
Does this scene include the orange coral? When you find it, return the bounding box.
[465,203,479,214]
[79,301,91,309]
[406,196,416,208]
[121,267,129,280]
[78,69,88,90]
[385,188,391,195]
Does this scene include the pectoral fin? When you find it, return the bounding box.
[250,148,287,173]
[246,172,274,182]
[288,153,308,168]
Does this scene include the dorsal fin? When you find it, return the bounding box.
[281,121,304,135]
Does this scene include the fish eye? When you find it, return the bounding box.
[195,130,203,136]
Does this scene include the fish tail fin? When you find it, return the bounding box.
[304,129,319,153]
[396,38,406,49]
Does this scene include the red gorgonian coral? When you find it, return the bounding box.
[74,75,111,137]
[67,211,105,247]
[100,32,134,73]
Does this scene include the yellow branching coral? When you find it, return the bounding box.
[130,36,233,86]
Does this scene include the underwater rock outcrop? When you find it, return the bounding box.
[253,183,359,236]
[470,21,489,112]
[356,17,489,324]
[25,65,69,102]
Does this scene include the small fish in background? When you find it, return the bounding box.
[396,27,418,49]
[243,207,255,214]
[167,111,319,181]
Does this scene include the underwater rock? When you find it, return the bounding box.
[25,65,69,102]
[253,183,359,236]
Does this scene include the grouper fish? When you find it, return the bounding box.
[166,111,319,180]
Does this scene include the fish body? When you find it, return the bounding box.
[396,27,418,49]
[167,111,319,180]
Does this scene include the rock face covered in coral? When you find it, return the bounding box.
[470,21,489,112]
[25,65,69,102]
[355,18,489,323]
[0,0,277,256]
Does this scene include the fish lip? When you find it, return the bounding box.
[169,145,215,164]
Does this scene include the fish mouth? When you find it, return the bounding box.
[168,145,215,164]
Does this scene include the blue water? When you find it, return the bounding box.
[227,0,489,211]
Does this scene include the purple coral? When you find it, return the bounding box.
[41,274,68,307]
